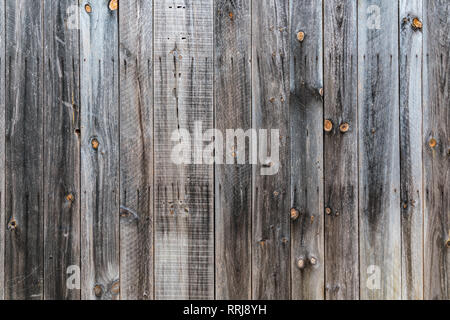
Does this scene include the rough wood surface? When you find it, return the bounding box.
[43,0,81,300]
[252,0,290,300]
[5,0,44,300]
[290,0,324,300]
[399,0,423,300]
[324,0,359,300]
[119,0,154,300]
[215,0,252,300]
[80,0,120,300]
[154,0,214,300]
[423,0,449,300]
[358,0,401,300]
[0,0,4,301]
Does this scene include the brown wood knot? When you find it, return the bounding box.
[109,0,118,11]
[229,12,233,20]
[297,31,305,42]
[324,120,333,132]
[428,138,437,148]
[93,284,103,297]
[319,88,324,97]
[91,138,99,150]
[325,207,332,215]
[296,258,305,270]
[340,123,350,133]
[290,208,300,221]
[412,17,423,30]
[85,4,92,13]
[66,194,75,202]
[110,281,120,295]
[8,219,17,231]
[310,257,318,265]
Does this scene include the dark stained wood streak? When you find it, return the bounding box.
[80,1,120,300]
[119,0,154,300]
[290,0,324,300]
[399,0,423,300]
[324,0,359,300]
[252,0,290,299]
[43,0,81,300]
[5,0,44,300]
[423,0,449,300]
[0,0,4,300]
[358,0,401,299]
[215,0,252,300]
[154,0,214,299]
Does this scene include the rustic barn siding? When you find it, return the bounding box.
[0,0,448,300]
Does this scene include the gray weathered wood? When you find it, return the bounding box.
[43,0,81,300]
[358,0,401,300]
[154,0,214,300]
[324,0,359,300]
[80,0,120,300]
[399,0,423,300]
[252,0,290,300]
[290,0,324,300]
[215,0,252,300]
[5,0,44,300]
[0,0,4,301]
[423,0,449,300]
[119,0,154,300]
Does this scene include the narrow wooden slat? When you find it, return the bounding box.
[119,0,154,300]
[154,0,214,300]
[43,0,81,300]
[5,0,44,300]
[80,0,120,300]
[252,0,290,299]
[0,0,5,301]
[215,0,252,300]
[290,0,324,300]
[399,0,423,300]
[358,0,401,299]
[324,0,359,300]
[423,0,449,300]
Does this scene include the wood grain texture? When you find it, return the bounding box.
[324,0,359,300]
[252,0,290,300]
[5,0,44,300]
[215,0,252,300]
[119,0,154,300]
[358,0,401,300]
[154,0,214,300]
[423,0,449,300]
[0,0,4,301]
[80,0,120,300]
[290,0,324,300]
[43,0,81,300]
[399,0,423,300]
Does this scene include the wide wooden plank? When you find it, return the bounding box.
[154,0,214,300]
[5,0,44,300]
[423,0,449,300]
[119,0,153,300]
[399,0,423,300]
[43,0,81,300]
[324,0,358,300]
[252,0,290,299]
[80,0,120,300]
[290,0,324,300]
[215,0,252,300]
[358,0,401,300]
[0,0,4,301]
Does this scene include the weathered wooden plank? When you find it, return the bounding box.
[80,0,120,300]
[119,0,154,300]
[423,0,449,300]
[215,0,252,300]
[252,0,290,299]
[43,0,81,300]
[324,0,358,300]
[399,0,423,300]
[358,0,401,300]
[5,0,44,300]
[290,0,324,300]
[154,0,214,300]
[0,0,5,301]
